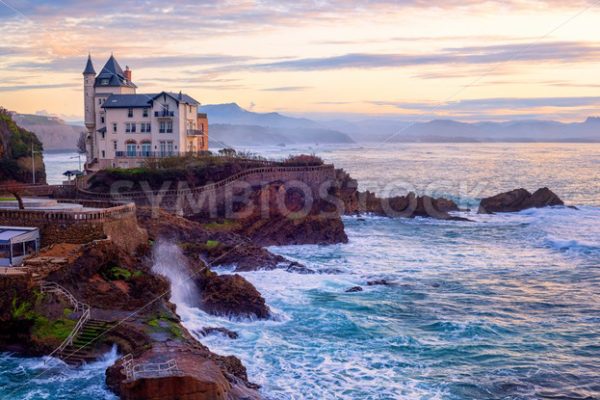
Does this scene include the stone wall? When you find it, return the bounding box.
[0,202,146,250]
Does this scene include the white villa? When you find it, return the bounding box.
[83,54,208,170]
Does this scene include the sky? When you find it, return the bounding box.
[1,0,600,122]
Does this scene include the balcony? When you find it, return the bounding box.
[187,129,205,136]
[115,151,175,158]
[154,110,174,117]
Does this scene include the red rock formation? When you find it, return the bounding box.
[194,268,270,319]
[106,344,261,400]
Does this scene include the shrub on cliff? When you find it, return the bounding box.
[0,107,46,184]
[282,154,324,166]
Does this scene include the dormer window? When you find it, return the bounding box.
[100,79,109,85]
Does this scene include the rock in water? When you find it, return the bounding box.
[478,187,564,214]
[345,286,363,293]
[194,269,270,319]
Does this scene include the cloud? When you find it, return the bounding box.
[0,82,78,92]
[219,42,600,73]
[370,96,600,114]
[10,54,254,72]
[261,86,311,92]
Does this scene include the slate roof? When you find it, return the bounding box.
[102,91,199,109]
[83,55,96,75]
[94,55,137,89]
[102,94,155,108]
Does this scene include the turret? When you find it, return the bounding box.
[83,54,96,131]
[83,54,96,166]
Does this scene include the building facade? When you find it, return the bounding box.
[83,55,208,170]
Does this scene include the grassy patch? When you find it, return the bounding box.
[146,316,183,339]
[205,240,221,250]
[32,316,76,342]
[202,220,239,232]
[0,197,16,201]
[102,264,144,281]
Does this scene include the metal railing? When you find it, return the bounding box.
[40,282,91,358]
[76,164,335,200]
[122,354,181,381]
[115,151,175,158]
[0,201,136,223]
[154,110,174,117]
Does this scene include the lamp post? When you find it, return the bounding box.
[70,153,82,171]
[31,143,40,185]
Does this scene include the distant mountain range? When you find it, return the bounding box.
[8,104,600,152]
[202,103,600,145]
[199,103,354,146]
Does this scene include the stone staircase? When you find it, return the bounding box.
[57,319,115,365]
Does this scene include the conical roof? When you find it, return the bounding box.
[94,55,136,88]
[83,54,96,75]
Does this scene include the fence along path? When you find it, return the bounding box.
[76,164,335,201]
[0,201,136,223]
[40,282,91,359]
[121,354,182,381]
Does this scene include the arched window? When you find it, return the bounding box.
[140,141,152,157]
[126,140,137,157]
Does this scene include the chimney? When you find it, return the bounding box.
[124,65,132,82]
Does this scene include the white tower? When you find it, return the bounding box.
[83,54,96,167]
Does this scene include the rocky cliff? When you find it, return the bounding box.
[11,112,82,150]
[0,108,46,184]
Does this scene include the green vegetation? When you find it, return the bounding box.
[202,219,239,232]
[0,197,16,201]
[32,316,76,342]
[0,107,45,183]
[11,297,35,319]
[101,263,144,281]
[146,315,183,339]
[205,240,221,250]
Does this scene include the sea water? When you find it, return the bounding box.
[2,143,599,399]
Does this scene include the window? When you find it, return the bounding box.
[101,79,109,85]
[100,115,105,124]
[98,98,102,105]
[141,142,151,157]
[125,123,137,133]
[128,108,133,118]
[101,131,105,140]
[166,120,173,133]
[0,244,9,259]
[140,123,151,133]
[143,108,149,117]
[101,150,106,158]
[159,141,166,157]
[24,240,37,255]
[112,123,117,133]
[113,141,117,150]
[167,141,174,156]
[159,121,166,133]
[12,243,24,258]
[127,143,136,157]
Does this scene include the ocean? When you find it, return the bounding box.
[2,143,599,399]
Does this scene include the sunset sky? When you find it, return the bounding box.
[1,0,600,122]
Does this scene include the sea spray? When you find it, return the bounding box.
[152,240,199,307]
[0,346,120,399]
